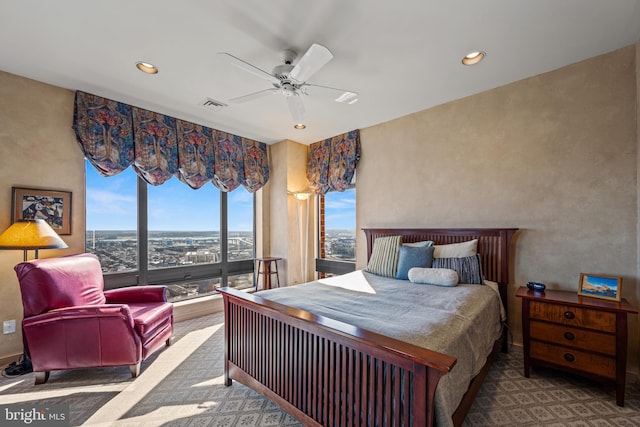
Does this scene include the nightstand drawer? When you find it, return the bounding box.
[530,340,616,379]
[530,301,615,333]
[530,320,615,356]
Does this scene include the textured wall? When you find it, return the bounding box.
[636,40,640,376]
[356,47,638,372]
[267,139,312,286]
[0,71,84,360]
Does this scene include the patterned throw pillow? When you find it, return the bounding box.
[366,235,402,277]
[432,254,483,284]
[396,245,435,280]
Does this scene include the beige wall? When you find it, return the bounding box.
[266,139,314,286]
[357,46,639,373]
[0,72,84,361]
[636,40,640,375]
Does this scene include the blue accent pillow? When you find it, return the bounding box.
[402,240,434,248]
[396,245,434,280]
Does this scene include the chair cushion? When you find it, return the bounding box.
[127,302,173,342]
[15,253,106,317]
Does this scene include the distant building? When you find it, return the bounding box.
[185,250,219,264]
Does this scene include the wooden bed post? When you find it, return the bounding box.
[223,296,232,386]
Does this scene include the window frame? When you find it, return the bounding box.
[92,173,255,292]
[315,188,356,278]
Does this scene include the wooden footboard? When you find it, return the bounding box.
[218,287,457,426]
[219,227,517,426]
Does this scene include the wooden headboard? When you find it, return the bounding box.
[363,227,518,336]
[364,228,517,284]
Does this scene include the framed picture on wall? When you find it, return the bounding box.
[577,273,622,302]
[12,187,72,235]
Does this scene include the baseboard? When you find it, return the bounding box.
[0,352,22,369]
[173,294,223,323]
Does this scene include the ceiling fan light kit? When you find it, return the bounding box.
[219,43,358,123]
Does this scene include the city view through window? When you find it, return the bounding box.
[86,162,355,301]
[322,189,356,262]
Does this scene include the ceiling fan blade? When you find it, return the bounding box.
[304,83,359,104]
[229,88,280,103]
[286,92,305,122]
[289,43,333,83]
[217,52,280,85]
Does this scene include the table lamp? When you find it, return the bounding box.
[0,219,68,261]
[0,219,68,375]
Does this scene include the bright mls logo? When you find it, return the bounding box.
[2,405,68,426]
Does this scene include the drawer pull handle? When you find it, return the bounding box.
[563,353,575,362]
[563,332,575,341]
[563,311,575,320]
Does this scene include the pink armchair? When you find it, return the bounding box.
[14,253,174,384]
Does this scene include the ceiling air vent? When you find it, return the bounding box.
[200,98,227,112]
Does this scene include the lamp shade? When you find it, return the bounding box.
[0,219,68,250]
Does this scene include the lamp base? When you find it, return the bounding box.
[3,354,32,376]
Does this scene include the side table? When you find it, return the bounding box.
[516,286,637,406]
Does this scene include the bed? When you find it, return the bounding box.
[217,227,517,426]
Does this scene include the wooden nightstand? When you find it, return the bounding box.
[516,286,637,406]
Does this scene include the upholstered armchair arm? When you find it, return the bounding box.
[23,304,135,327]
[22,305,142,372]
[104,285,168,304]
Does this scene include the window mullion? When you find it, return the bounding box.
[138,176,148,285]
[220,190,228,286]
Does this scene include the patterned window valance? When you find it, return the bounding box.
[307,129,360,194]
[73,91,269,192]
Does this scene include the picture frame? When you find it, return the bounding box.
[12,187,72,235]
[578,273,622,302]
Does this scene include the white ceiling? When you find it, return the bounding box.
[1,0,640,144]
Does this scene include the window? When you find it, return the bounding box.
[147,179,220,269]
[316,187,356,277]
[85,160,255,301]
[85,163,138,273]
[227,187,254,261]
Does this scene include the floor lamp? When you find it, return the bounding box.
[291,192,312,282]
[0,219,68,375]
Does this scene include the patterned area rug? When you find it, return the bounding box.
[0,312,638,426]
[464,346,640,426]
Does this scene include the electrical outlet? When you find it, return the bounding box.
[3,320,16,334]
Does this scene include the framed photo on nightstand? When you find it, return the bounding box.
[578,273,622,301]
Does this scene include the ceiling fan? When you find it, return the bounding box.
[218,44,358,122]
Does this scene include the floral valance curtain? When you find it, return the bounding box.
[73,91,269,192]
[307,129,360,194]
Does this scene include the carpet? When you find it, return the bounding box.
[0,312,638,426]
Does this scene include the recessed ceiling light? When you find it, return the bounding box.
[462,51,485,66]
[294,124,306,130]
[136,61,158,74]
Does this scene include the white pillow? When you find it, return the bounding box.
[433,239,478,258]
[408,268,459,287]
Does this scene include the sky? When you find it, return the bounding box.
[86,161,355,231]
